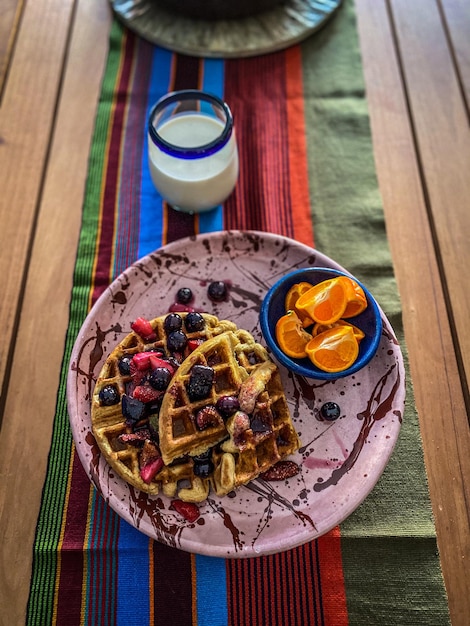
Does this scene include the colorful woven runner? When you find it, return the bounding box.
[26,2,450,624]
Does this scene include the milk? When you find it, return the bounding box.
[148,113,239,213]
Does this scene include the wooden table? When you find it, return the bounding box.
[1,0,469,623]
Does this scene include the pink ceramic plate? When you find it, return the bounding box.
[67,230,404,557]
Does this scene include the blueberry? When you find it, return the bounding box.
[98,384,120,406]
[184,312,205,333]
[167,330,187,353]
[207,281,228,302]
[118,355,132,376]
[164,313,183,334]
[121,394,145,423]
[176,287,193,305]
[193,458,214,478]
[187,365,214,401]
[250,415,270,434]
[215,395,240,418]
[320,402,341,421]
[148,367,172,390]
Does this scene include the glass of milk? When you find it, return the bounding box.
[148,90,239,213]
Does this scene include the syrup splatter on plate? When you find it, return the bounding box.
[67,230,404,557]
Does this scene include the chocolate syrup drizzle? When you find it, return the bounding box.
[313,361,402,492]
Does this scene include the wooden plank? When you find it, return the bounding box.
[0,0,111,622]
[0,0,24,94]
[0,0,75,411]
[391,0,470,397]
[355,1,470,625]
[440,0,470,108]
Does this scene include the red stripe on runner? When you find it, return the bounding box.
[54,452,92,625]
[284,46,315,247]
[152,541,193,626]
[224,52,294,235]
[228,545,331,626]
[91,31,136,305]
[114,38,154,274]
[317,528,349,625]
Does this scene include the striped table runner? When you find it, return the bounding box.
[26,2,450,624]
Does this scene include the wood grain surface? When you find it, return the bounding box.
[0,0,468,623]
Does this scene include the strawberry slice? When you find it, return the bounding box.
[131,352,153,372]
[131,317,157,342]
[149,355,176,376]
[140,457,164,484]
[171,499,200,523]
[188,339,204,352]
[132,384,162,403]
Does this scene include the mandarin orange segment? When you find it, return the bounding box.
[338,276,367,318]
[295,278,347,325]
[285,282,314,310]
[285,282,314,328]
[313,320,365,343]
[305,325,359,373]
[275,310,312,358]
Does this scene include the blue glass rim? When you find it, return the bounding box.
[148,89,234,160]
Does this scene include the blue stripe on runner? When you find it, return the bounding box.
[138,46,174,258]
[195,554,228,626]
[198,58,225,234]
[194,58,228,625]
[116,521,151,626]
[87,491,119,626]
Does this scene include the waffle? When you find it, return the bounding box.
[91,313,300,502]
[91,313,236,496]
[211,356,301,496]
[159,330,250,464]
[159,328,301,493]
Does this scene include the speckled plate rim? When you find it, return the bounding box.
[67,230,405,557]
[109,0,343,58]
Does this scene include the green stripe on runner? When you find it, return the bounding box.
[300,1,450,624]
[25,21,126,626]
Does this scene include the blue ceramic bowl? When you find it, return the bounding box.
[259,267,383,380]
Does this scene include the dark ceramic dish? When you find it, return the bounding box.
[260,267,383,380]
[156,0,284,20]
